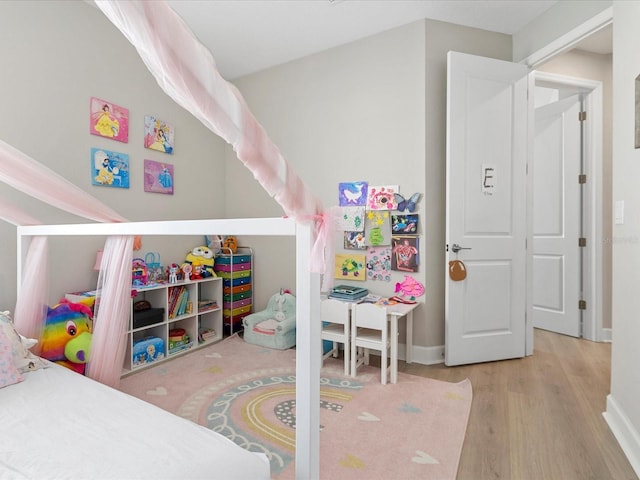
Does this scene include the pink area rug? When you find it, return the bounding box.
[118,334,472,480]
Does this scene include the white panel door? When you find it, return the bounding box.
[532,95,582,337]
[445,51,529,366]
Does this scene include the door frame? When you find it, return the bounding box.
[522,8,611,353]
[531,72,604,344]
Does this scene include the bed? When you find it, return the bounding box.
[4,1,326,478]
[0,309,271,479]
[0,362,270,479]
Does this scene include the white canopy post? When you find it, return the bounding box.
[295,221,321,479]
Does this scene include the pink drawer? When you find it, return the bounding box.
[215,262,251,272]
[223,298,252,310]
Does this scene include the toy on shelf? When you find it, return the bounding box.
[145,252,165,282]
[192,262,203,280]
[222,236,238,254]
[168,263,180,284]
[184,245,216,278]
[182,263,192,281]
[132,258,148,286]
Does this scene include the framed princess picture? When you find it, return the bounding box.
[144,159,174,195]
[144,115,174,154]
[91,148,129,188]
[90,97,129,143]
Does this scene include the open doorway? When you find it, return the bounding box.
[528,23,612,343]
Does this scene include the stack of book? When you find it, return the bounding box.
[199,328,216,343]
[198,298,218,312]
[328,285,368,302]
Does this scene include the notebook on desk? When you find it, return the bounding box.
[328,285,368,301]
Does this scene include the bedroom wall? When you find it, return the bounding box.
[607,1,640,473]
[0,1,227,309]
[229,20,510,358]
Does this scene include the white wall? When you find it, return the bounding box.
[604,1,640,475]
[0,1,227,308]
[230,21,427,347]
[229,20,511,356]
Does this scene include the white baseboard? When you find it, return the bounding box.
[603,394,640,477]
[601,327,612,342]
[398,343,445,365]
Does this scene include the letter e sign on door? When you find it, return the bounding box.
[482,164,496,196]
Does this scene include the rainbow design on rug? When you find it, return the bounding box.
[120,335,472,480]
[200,373,363,475]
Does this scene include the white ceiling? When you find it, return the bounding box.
[166,0,612,80]
[167,0,562,80]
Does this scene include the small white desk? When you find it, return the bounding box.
[384,302,419,383]
[324,297,419,384]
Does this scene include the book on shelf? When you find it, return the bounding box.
[176,289,190,316]
[198,328,216,343]
[198,299,218,312]
[168,341,193,355]
[168,285,188,318]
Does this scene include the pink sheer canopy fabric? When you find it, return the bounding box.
[0,139,133,386]
[94,1,334,281]
[95,0,323,221]
[3,0,334,388]
[85,236,134,385]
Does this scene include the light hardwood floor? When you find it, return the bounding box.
[397,328,638,480]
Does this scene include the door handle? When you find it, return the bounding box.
[451,243,472,253]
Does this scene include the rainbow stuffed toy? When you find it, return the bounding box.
[40,300,93,375]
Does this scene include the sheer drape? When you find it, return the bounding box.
[85,236,134,386]
[0,140,133,387]
[3,0,335,389]
[95,1,332,281]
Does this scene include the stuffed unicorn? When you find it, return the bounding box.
[40,300,93,375]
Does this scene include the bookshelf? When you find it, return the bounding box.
[122,276,222,376]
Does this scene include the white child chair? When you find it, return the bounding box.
[351,302,390,384]
[320,298,351,375]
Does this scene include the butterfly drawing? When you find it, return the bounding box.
[394,192,421,212]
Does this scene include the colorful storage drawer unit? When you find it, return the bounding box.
[215,248,252,336]
[214,262,251,272]
[223,283,251,295]
[222,276,251,288]
[216,269,251,280]
[216,254,251,265]
[223,304,252,317]
[223,297,252,311]
[223,290,252,303]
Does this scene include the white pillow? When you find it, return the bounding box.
[0,326,24,388]
[0,311,47,373]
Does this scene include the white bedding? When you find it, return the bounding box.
[0,362,270,480]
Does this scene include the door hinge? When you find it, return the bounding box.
[578,237,587,247]
[579,111,587,122]
[579,174,587,184]
[579,300,587,310]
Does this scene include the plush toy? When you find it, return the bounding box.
[222,236,238,254]
[184,245,216,277]
[40,300,93,375]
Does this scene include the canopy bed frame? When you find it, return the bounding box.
[17,218,322,479]
[6,1,330,477]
